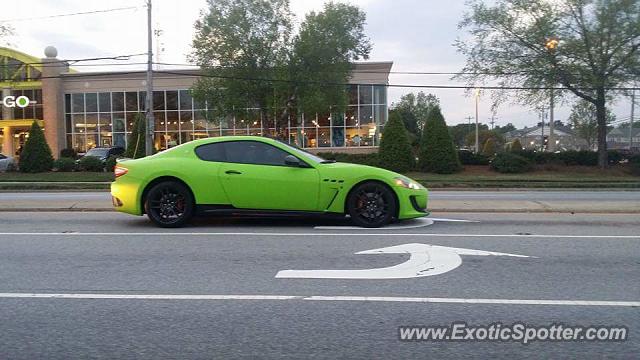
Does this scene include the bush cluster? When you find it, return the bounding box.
[77,156,105,172]
[490,153,533,173]
[60,148,77,159]
[52,157,76,172]
[629,155,640,176]
[457,150,490,165]
[105,156,118,172]
[511,150,630,166]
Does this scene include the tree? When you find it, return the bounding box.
[125,113,147,159]
[391,92,440,138]
[457,0,640,168]
[19,121,53,173]
[418,106,462,174]
[465,129,504,149]
[377,112,415,173]
[449,123,489,147]
[568,99,616,150]
[510,138,524,152]
[190,0,371,135]
[482,137,497,156]
[495,123,516,134]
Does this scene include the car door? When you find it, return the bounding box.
[217,141,320,211]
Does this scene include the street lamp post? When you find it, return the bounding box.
[145,0,155,156]
[545,37,559,153]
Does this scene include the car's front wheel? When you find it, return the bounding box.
[144,181,194,228]
[347,181,397,228]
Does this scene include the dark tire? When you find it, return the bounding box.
[346,181,397,228]
[144,181,194,228]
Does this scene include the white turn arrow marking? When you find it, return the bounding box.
[275,243,531,279]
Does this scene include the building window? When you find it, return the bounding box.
[64,85,388,152]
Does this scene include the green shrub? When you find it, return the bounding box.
[457,150,490,165]
[607,150,625,165]
[490,152,533,173]
[559,150,598,166]
[60,148,77,159]
[418,106,461,174]
[78,156,104,172]
[19,121,54,173]
[377,112,415,173]
[105,155,118,172]
[52,157,76,172]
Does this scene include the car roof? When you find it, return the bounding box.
[189,136,278,147]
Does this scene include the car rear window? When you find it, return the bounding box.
[195,142,226,162]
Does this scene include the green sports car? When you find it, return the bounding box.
[111,136,429,228]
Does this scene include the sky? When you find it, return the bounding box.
[1,0,635,129]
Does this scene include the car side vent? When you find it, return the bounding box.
[323,179,345,183]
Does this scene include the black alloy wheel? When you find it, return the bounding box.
[145,181,194,228]
[347,181,397,228]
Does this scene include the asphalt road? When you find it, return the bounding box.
[0,211,638,359]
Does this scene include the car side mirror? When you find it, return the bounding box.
[284,155,306,167]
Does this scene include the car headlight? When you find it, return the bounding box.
[394,177,422,190]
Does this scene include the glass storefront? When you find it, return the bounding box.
[64,85,387,153]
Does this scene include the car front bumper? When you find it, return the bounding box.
[396,187,429,220]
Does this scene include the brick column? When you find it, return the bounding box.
[41,54,68,159]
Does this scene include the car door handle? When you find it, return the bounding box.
[225,170,242,175]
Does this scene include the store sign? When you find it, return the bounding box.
[2,96,33,108]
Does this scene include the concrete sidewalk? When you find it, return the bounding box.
[1,191,639,213]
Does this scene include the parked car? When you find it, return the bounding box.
[111,136,429,228]
[79,147,125,164]
[0,153,16,172]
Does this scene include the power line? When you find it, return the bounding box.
[0,6,139,23]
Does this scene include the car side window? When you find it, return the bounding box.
[224,141,291,166]
[195,142,227,162]
[0,154,6,160]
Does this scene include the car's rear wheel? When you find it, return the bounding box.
[347,181,397,228]
[144,181,194,228]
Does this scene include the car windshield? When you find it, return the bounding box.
[276,141,333,163]
[85,148,109,157]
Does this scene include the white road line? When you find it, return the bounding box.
[0,293,637,307]
[314,218,434,230]
[0,232,638,239]
[428,218,480,223]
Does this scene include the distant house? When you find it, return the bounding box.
[607,127,640,151]
[504,123,588,151]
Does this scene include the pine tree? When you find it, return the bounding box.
[378,112,415,173]
[418,106,461,174]
[19,121,54,173]
[125,113,146,159]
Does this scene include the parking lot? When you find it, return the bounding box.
[0,210,638,358]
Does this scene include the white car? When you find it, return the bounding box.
[0,153,15,172]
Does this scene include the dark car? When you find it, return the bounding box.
[80,147,125,163]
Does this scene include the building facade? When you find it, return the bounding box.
[0,47,391,158]
[504,123,588,151]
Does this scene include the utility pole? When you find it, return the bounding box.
[549,89,555,152]
[489,114,496,130]
[630,90,635,151]
[474,89,480,153]
[145,0,155,156]
[540,108,546,152]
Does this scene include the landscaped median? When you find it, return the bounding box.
[1,165,639,191]
[0,172,113,191]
